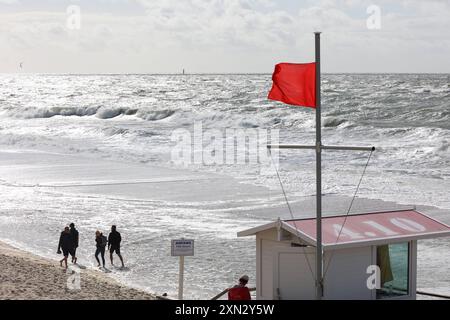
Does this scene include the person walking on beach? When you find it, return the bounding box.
[228,275,251,300]
[108,225,125,268]
[57,226,73,270]
[95,230,107,268]
[69,223,79,264]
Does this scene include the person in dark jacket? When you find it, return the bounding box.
[108,225,125,268]
[57,226,73,269]
[69,223,79,264]
[95,230,107,268]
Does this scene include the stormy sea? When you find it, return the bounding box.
[0,73,448,298]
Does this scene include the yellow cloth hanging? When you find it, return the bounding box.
[377,245,394,285]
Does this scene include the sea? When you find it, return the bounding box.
[0,73,448,299]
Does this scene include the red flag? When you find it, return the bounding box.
[268,63,316,108]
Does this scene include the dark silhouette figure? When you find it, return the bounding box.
[57,226,74,269]
[108,225,125,268]
[95,230,107,268]
[69,223,79,264]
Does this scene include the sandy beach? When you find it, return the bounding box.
[0,241,156,300]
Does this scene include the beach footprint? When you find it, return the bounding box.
[114,266,130,272]
[101,267,112,273]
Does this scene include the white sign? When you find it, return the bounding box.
[171,239,194,257]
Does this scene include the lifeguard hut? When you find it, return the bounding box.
[238,209,450,300]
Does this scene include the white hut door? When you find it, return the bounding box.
[276,251,316,300]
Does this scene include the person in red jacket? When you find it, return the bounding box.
[228,275,251,300]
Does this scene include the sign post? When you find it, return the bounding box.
[171,238,194,300]
[178,255,184,300]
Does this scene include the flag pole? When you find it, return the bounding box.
[314,31,323,300]
[267,31,375,300]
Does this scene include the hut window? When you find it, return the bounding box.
[376,242,410,299]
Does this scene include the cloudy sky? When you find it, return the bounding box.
[1,0,449,73]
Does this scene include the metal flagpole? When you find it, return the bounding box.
[267,32,375,300]
[314,31,323,300]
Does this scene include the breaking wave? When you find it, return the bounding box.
[0,73,449,208]
[1,105,176,121]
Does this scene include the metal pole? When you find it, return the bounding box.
[178,256,184,300]
[322,146,375,152]
[267,145,375,152]
[315,31,323,300]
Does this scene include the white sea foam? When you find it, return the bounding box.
[0,74,449,299]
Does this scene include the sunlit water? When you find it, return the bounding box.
[0,74,448,299]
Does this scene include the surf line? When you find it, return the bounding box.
[20,177,217,188]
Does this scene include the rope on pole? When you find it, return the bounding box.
[268,149,316,283]
[323,149,374,277]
